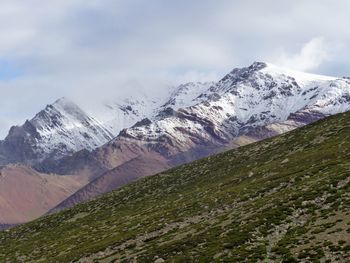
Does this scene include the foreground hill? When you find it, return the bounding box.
[2,111,350,262]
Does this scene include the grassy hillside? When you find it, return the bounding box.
[1,112,350,262]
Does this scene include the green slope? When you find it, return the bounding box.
[2,112,350,262]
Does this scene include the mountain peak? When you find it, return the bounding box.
[50,97,82,113]
[250,61,268,70]
[220,61,268,83]
[53,96,70,104]
[233,61,268,73]
[0,96,115,165]
[52,96,73,106]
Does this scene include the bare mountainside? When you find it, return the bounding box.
[0,165,86,225]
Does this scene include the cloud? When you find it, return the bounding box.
[274,37,330,71]
[0,0,349,137]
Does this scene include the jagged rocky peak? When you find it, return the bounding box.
[5,120,39,139]
[207,61,340,97]
[42,97,80,114]
[52,96,80,109]
[219,61,267,83]
[0,97,115,165]
[29,97,114,144]
[31,97,89,130]
[205,61,270,95]
[52,97,88,116]
[230,61,268,76]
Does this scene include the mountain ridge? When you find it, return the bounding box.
[49,62,350,212]
[0,82,214,166]
[2,61,350,222]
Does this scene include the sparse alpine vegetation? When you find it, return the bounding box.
[2,111,350,262]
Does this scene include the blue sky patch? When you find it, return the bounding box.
[0,60,22,80]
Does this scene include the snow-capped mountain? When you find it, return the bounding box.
[84,82,215,134]
[31,98,114,158]
[0,82,214,165]
[120,62,350,149]
[2,61,350,170]
[159,82,214,111]
[0,98,114,165]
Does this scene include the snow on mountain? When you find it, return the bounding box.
[2,61,349,167]
[119,62,350,149]
[31,97,114,158]
[0,82,214,165]
[83,82,215,135]
[0,98,115,165]
[84,95,165,135]
[159,82,214,111]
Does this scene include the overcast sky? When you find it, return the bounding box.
[0,0,349,137]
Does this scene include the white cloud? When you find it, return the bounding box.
[274,37,330,71]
